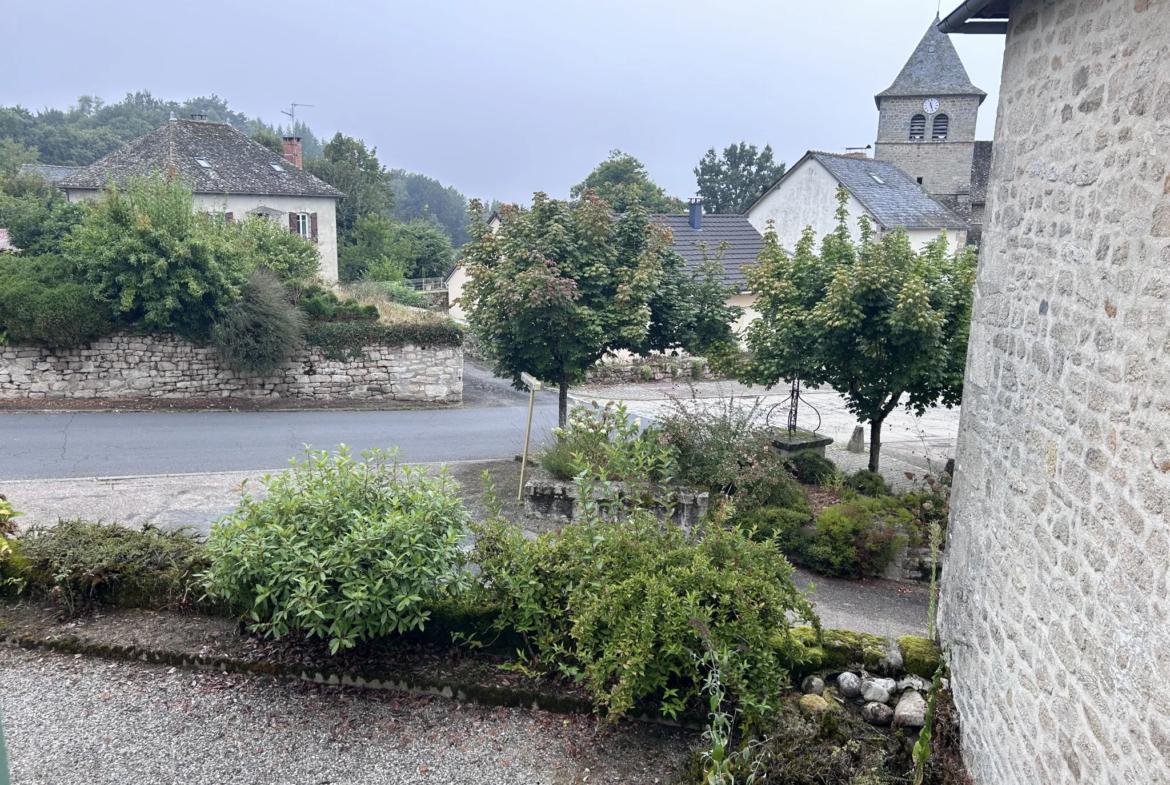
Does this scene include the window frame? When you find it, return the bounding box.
[932,114,949,141]
[909,114,926,141]
[295,212,311,239]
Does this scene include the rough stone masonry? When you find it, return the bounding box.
[0,333,462,403]
[939,1,1170,784]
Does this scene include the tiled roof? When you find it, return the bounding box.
[809,152,966,231]
[653,213,764,292]
[18,164,86,184]
[875,19,986,107]
[970,141,993,204]
[57,119,343,198]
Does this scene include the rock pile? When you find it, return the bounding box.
[800,669,945,729]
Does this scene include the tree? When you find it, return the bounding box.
[694,142,786,214]
[390,171,472,248]
[0,138,38,177]
[571,150,686,214]
[740,189,976,471]
[638,242,742,358]
[338,212,402,283]
[66,176,249,339]
[229,214,320,282]
[0,172,83,255]
[391,220,455,278]
[461,191,672,426]
[305,133,395,234]
[249,128,284,156]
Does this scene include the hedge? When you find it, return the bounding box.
[304,321,464,360]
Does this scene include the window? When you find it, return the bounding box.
[916,177,924,185]
[909,114,926,141]
[290,212,318,242]
[270,162,285,172]
[295,213,310,239]
[932,114,949,141]
[194,157,212,169]
[870,174,885,185]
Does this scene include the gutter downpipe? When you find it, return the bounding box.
[938,0,1009,34]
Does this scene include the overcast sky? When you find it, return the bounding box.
[4,0,1005,206]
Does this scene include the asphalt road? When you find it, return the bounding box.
[0,363,561,480]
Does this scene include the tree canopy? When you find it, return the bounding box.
[305,133,396,234]
[390,171,472,248]
[571,150,686,215]
[694,142,786,214]
[740,190,976,471]
[638,242,742,360]
[461,191,673,425]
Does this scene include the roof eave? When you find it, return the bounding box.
[939,1,1009,34]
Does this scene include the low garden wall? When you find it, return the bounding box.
[524,478,709,531]
[0,332,463,403]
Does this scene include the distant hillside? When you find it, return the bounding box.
[0,91,323,168]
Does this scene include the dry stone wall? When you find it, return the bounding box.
[0,332,462,403]
[939,2,1170,784]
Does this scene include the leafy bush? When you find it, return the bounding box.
[231,214,320,282]
[378,281,428,308]
[540,402,674,484]
[845,469,890,497]
[304,320,462,360]
[802,497,912,579]
[0,254,113,348]
[212,270,306,375]
[785,450,838,486]
[733,506,811,552]
[659,396,769,491]
[16,520,209,612]
[0,494,25,592]
[288,282,380,323]
[470,503,817,721]
[0,174,84,256]
[202,446,470,653]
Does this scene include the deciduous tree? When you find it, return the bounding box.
[694,142,785,214]
[305,133,395,234]
[741,189,976,471]
[571,150,686,215]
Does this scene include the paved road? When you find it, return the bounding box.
[1,363,561,480]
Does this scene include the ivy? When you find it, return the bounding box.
[304,320,463,361]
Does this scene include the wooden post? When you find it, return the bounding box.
[518,372,542,500]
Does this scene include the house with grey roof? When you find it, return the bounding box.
[55,117,344,280]
[746,150,968,254]
[17,164,86,185]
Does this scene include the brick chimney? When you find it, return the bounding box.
[282,137,303,169]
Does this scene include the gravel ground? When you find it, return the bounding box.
[0,646,693,785]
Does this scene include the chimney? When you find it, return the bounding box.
[282,137,303,169]
[190,113,208,121]
[844,145,872,159]
[688,197,703,230]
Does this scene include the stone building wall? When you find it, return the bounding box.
[0,333,462,403]
[874,94,980,199]
[939,2,1170,784]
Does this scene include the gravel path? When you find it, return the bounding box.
[0,646,692,785]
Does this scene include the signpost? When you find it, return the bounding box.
[518,372,542,500]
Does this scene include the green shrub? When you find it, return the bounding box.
[378,281,428,308]
[202,446,470,653]
[691,358,705,380]
[845,469,890,497]
[639,364,654,382]
[803,496,911,579]
[304,320,462,360]
[231,214,321,282]
[470,505,818,721]
[289,282,380,323]
[16,520,209,613]
[212,270,306,376]
[660,396,769,491]
[0,254,114,349]
[541,402,674,484]
[785,450,838,486]
[0,494,25,592]
[733,506,812,552]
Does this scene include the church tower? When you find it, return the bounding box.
[873,19,987,219]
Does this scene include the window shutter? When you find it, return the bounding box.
[289,213,298,234]
[310,212,319,242]
[225,212,233,224]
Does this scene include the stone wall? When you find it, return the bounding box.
[874,94,980,199]
[939,2,1170,784]
[0,332,462,403]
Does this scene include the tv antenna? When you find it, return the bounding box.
[281,102,314,127]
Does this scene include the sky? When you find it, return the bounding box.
[3,0,1005,206]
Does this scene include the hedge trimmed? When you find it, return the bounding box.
[304,320,464,361]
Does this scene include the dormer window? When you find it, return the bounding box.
[194,157,212,169]
[269,162,285,172]
[932,114,949,141]
[909,114,926,141]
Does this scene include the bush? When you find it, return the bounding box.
[231,214,321,282]
[0,254,113,348]
[659,396,769,491]
[470,505,818,721]
[202,446,470,653]
[378,281,428,308]
[212,270,306,376]
[733,506,811,552]
[845,469,890,497]
[540,402,674,484]
[785,450,838,486]
[289,282,380,323]
[304,320,463,360]
[16,520,209,613]
[0,494,25,592]
[802,497,911,579]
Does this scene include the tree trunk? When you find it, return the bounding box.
[558,375,569,430]
[868,417,884,473]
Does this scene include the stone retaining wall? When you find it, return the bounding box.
[0,332,462,403]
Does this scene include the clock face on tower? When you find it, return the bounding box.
[923,98,940,114]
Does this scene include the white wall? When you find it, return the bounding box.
[445,263,469,324]
[64,189,340,282]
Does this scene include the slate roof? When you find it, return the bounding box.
[653,213,764,292]
[875,19,986,107]
[57,119,343,198]
[762,152,965,232]
[18,164,86,184]
[970,141,993,204]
